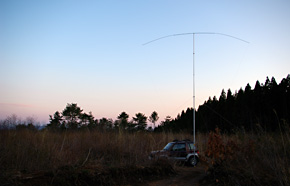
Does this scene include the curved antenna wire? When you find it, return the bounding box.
[143,33,193,45]
[143,32,249,45]
[142,32,249,152]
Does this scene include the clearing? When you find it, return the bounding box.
[141,163,207,186]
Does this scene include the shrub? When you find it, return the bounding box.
[204,127,290,186]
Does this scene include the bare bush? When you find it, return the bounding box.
[204,127,290,186]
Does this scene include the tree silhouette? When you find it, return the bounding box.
[80,112,94,126]
[133,113,147,131]
[47,111,63,130]
[149,111,159,129]
[219,89,226,102]
[1,114,21,129]
[99,117,113,131]
[62,103,83,129]
[117,112,129,130]
[156,74,290,133]
[45,75,289,133]
[155,116,173,132]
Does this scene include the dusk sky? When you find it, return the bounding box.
[1,0,290,125]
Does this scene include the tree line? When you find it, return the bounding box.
[1,74,289,133]
[0,114,41,130]
[0,107,160,132]
[46,104,159,132]
[155,74,290,133]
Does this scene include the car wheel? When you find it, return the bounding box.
[188,156,198,167]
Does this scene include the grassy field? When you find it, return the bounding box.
[0,126,289,185]
[0,130,194,185]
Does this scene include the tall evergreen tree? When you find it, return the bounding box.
[99,117,113,131]
[80,112,94,126]
[149,111,159,129]
[219,89,227,102]
[117,112,129,130]
[62,103,83,129]
[157,74,290,133]
[133,113,147,131]
[47,111,63,130]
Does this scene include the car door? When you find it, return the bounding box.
[171,143,187,160]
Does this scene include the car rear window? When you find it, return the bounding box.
[188,143,196,150]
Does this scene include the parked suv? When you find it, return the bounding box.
[149,140,199,166]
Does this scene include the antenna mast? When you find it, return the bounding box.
[143,32,249,151]
[192,33,196,146]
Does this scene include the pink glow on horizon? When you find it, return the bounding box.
[0,102,35,108]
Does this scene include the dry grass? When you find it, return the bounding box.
[0,130,194,185]
[204,124,290,186]
[1,126,289,185]
[0,130,194,171]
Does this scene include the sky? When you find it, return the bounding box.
[1,0,290,125]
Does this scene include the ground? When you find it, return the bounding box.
[141,163,207,186]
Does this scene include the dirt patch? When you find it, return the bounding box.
[142,163,208,186]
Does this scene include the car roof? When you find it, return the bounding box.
[172,139,193,143]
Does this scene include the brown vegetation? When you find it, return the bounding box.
[203,124,290,186]
[0,130,192,185]
[1,126,289,185]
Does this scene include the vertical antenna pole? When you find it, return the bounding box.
[143,32,248,153]
[193,33,196,148]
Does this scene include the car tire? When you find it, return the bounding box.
[188,156,198,167]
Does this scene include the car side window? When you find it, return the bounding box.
[172,143,186,151]
[188,143,194,150]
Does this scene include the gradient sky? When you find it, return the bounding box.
[1,0,290,125]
